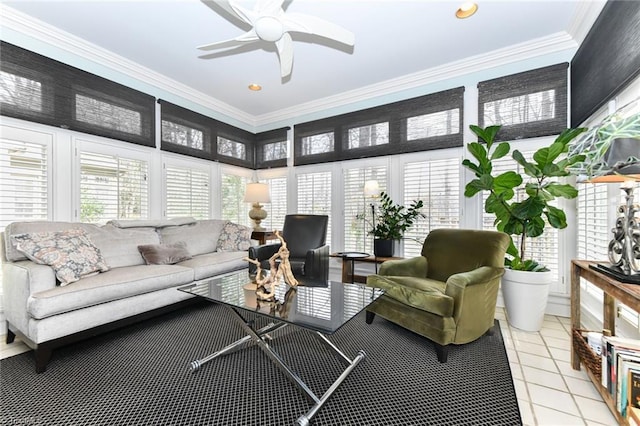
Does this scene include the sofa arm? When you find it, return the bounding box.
[378,256,428,278]
[3,260,57,335]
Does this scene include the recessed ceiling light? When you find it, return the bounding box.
[456,2,478,19]
[248,83,262,91]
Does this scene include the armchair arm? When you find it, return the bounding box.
[444,265,505,324]
[247,243,281,274]
[304,244,330,281]
[378,256,428,278]
[445,266,505,290]
[367,274,454,317]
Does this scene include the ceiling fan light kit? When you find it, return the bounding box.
[199,0,355,79]
[456,2,478,19]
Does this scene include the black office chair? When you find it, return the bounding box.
[248,214,329,283]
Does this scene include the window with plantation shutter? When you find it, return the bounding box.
[343,166,387,254]
[297,171,332,249]
[261,176,287,231]
[0,133,49,229]
[79,152,148,223]
[403,158,460,258]
[577,182,610,263]
[481,150,560,282]
[165,165,210,219]
[221,172,250,226]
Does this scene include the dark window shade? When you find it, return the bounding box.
[293,87,464,166]
[255,127,289,169]
[571,1,640,127]
[159,100,214,161]
[478,63,568,141]
[216,121,255,168]
[0,41,155,147]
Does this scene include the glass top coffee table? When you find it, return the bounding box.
[179,268,384,426]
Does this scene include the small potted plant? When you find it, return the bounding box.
[462,124,586,331]
[358,191,424,257]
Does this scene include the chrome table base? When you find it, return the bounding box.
[189,306,366,426]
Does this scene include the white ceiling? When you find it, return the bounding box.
[1,0,606,128]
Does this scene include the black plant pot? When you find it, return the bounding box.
[373,239,394,257]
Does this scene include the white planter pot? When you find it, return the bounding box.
[502,269,552,332]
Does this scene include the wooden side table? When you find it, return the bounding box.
[251,230,278,245]
[331,252,403,284]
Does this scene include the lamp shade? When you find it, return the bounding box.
[243,182,271,203]
[364,180,380,198]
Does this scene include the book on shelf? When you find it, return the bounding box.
[600,335,640,417]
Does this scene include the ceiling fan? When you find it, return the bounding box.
[198,0,355,78]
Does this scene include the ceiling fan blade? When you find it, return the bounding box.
[282,13,355,46]
[200,0,256,26]
[197,31,259,51]
[276,32,294,78]
[255,0,286,15]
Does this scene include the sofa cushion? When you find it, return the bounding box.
[3,221,100,262]
[176,251,248,280]
[138,241,192,265]
[217,221,252,252]
[27,264,194,320]
[12,228,110,285]
[86,224,160,269]
[158,220,227,256]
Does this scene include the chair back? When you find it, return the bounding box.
[421,228,510,282]
[281,214,328,258]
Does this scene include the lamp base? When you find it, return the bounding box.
[589,263,640,284]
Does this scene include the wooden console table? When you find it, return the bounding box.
[331,252,403,284]
[571,259,640,425]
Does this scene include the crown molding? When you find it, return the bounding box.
[254,32,578,127]
[567,0,607,46]
[0,5,257,128]
[1,4,581,131]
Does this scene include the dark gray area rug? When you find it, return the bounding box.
[1,302,521,425]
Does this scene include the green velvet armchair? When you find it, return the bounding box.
[366,228,510,363]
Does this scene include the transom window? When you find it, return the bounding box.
[484,90,556,126]
[75,93,142,136]
[263,140,287,161]
[301,132,334,155]
[347,122,389,148]
[407,108,460,140]
[217,136,246,160]
[162,120,204,150]
[0,70,43,112]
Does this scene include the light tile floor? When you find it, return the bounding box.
[1,308,618,425]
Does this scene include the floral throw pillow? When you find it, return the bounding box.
[12,228,110,285]
[217,221,252,252]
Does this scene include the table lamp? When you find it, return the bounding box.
[244,182,271,231]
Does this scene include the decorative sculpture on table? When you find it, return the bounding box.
[244,231,298,301]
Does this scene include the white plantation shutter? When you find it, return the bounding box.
[262,176,287,231]
[481,151,560,282]
[79,152,148,223]
[343,166,387,253]
[403,158,460,258]
[165,165,210,219]
[0,138,49,229]
[297,171,332,249]
[577,182,610,263]
[221,172,250,226]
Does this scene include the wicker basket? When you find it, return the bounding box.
[572,328,602,381]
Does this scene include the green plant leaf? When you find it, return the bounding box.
[513,150,541,178]
[461,158,481,175]
[545,205,567,228]
[491,142,511,160]
[545,182,579,199]
[524,216,545,238]
[493,171,522,194]
[511,197,545,220]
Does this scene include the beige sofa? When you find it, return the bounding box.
[1,218,251,372]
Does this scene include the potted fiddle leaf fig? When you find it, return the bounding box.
[357,191,424,257]
[462,124,586,331]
